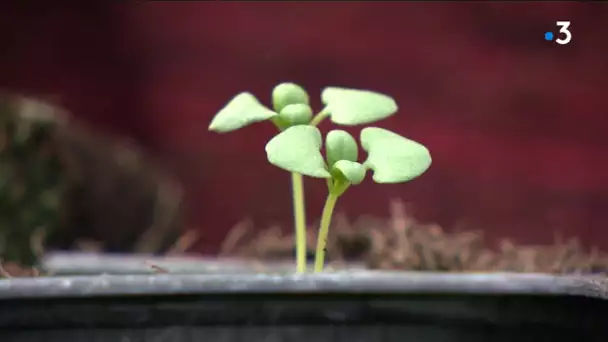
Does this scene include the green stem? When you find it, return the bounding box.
[314,192,340,272]
[291,172,307,273]
[310,109,330,127]
[272,119,308,273]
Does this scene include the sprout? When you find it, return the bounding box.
[208,82,431,272]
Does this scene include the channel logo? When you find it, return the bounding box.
[544,21,572,45]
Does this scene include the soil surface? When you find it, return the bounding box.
[221,200,608,274]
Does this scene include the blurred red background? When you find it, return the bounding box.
[1,2,607,254]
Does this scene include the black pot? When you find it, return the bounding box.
[1,258,608,342]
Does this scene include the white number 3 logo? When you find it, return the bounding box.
[556,21,572,45]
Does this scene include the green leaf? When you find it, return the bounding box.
[321,87,398,126]
[360,127,431,183]
[279,103,313,126]
[331,160,367,185]
[272,83,310,113]
[208,93,277,133]
[325,130,358,168]
[265,125,331,178]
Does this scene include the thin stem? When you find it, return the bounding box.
[291,172,307,273]
[310,108,330,127]
[272,120,308,273]
[314,192,340,272]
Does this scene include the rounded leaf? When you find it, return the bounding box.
[279,103,313,126]
[360,127,431,183]
[209,93,277,133]
[272,83,310,113]
[321,87,398,126]
[325,129,358,168]
[332,160,367,185]
[265,125,331,178]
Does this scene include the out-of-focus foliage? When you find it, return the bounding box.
[0,95,67,266]
[0,94,187,270]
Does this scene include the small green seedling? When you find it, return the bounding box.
[208,83,431,272]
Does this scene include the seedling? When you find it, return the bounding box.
[209,83,431,272]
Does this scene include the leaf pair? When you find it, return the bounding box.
[208,83,432,186]
[265,125,431,185]
[208,85,399,133]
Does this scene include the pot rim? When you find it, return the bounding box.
[1,270,607,300]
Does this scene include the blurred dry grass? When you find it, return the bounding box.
[223,199,608,274]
